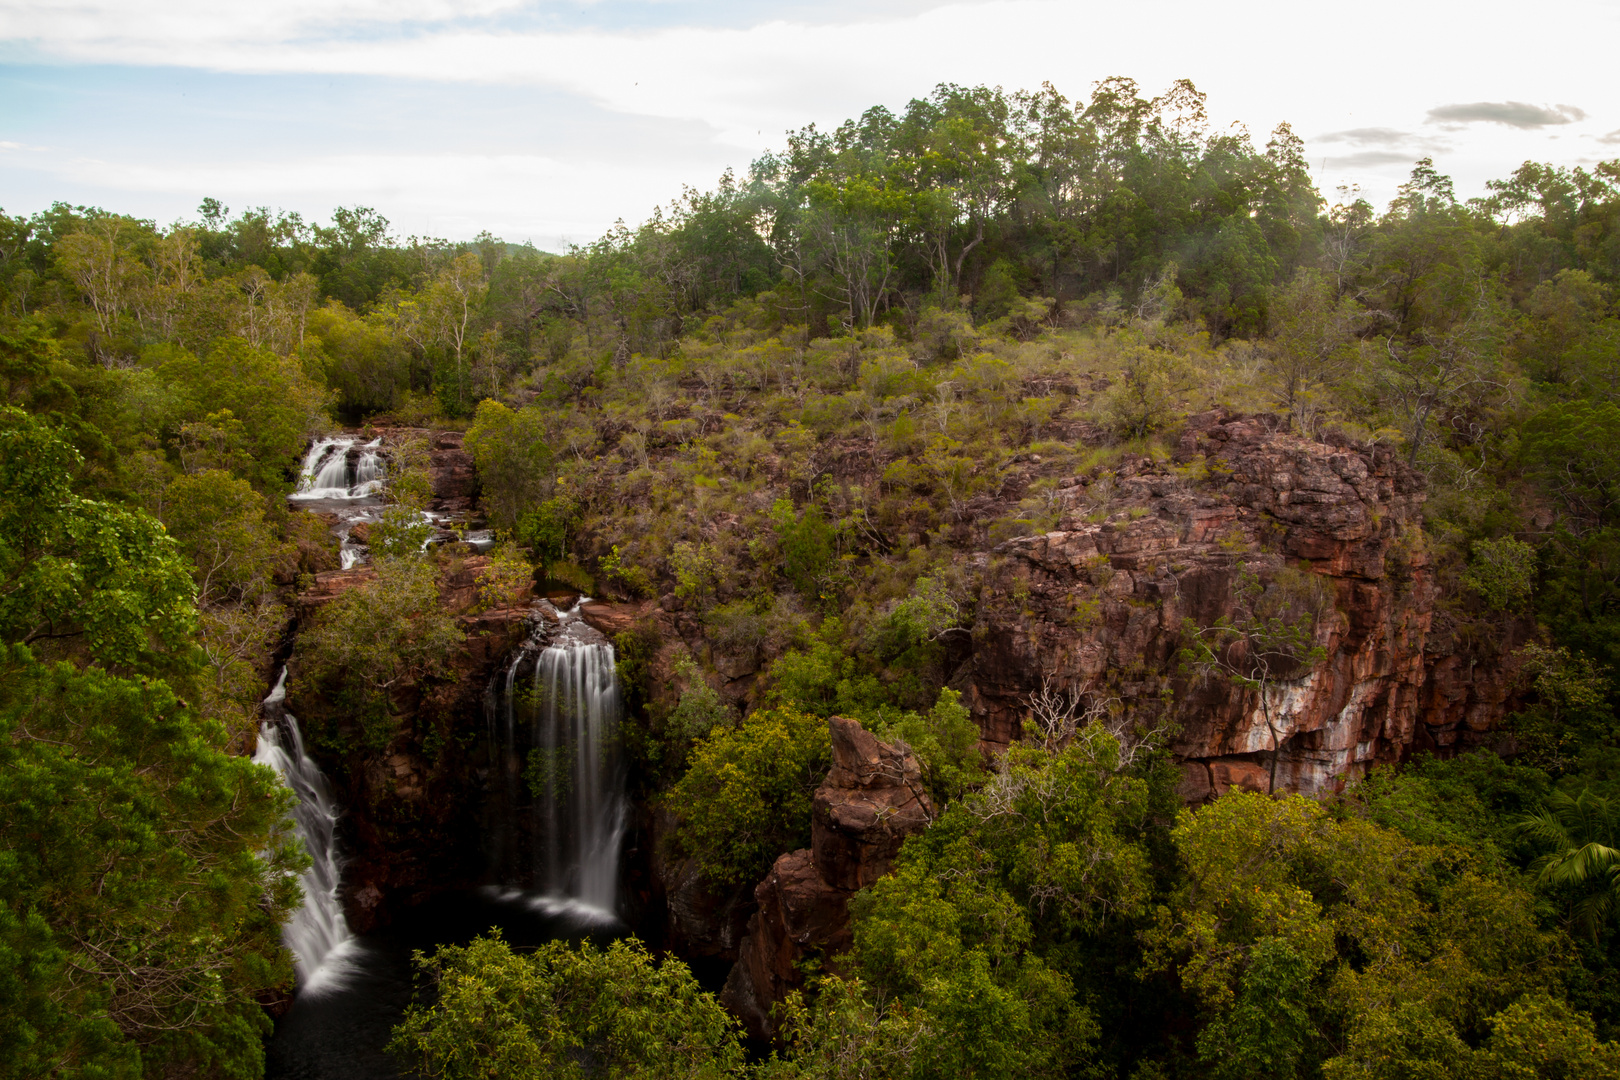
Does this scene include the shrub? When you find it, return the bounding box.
[1463,536,1536,611]
[389,934,745,1080]
[665,706,831,885]
[474,541,533,611]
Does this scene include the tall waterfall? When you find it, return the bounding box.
[254,669,357,992]
[489,603,625,922]
[290,437,384,500]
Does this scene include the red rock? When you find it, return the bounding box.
[960,409,1471,796]
[579,599,656,636]
[722,717,932,1041]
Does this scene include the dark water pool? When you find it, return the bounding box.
[264,890,620,1080]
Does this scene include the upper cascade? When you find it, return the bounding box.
[291,437,385,500]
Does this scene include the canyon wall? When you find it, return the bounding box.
[961,410,1518,799]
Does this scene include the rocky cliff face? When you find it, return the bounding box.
[286,553,532,931]
[962,410,1445,798]
[721,716,932,1041]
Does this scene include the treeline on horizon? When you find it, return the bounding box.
[5,76,1616,423]
[8,76,1620,1080]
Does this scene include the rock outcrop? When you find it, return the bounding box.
[286,567,531,930]
[427,430,478,515]
[721,716,933,1041]
[963,410,1440,797]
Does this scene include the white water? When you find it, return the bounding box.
[254,670,358,993]
[490,603,625,922]
[290,438,385,500]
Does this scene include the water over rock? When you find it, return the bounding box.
[253,670,358,994]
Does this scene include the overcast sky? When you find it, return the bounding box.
[1,0,1616,250]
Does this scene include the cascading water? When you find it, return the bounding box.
[488,602,626,922]
[254,669,357,992]
[290,437,385,501]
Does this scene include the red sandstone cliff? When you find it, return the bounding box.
[960,410,1517,799]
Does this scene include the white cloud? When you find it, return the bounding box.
[2,0,1616,236]
[4,143,692,246]
[1427,101,1586,129]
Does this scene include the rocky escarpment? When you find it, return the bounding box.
[287,554,534,930]
[721,716,933,1041]
[960,409,1509,798]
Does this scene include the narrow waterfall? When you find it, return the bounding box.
[254,669,357,992]
[488,603,625,921]
[290,437,385,500]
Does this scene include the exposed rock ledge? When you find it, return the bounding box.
[721,716,933,1042]
[960,409,1521,799]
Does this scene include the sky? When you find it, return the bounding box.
[1,0,1616,250]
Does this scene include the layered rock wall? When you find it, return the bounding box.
[963,411,1440,797]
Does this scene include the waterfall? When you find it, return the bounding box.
[254,669,357,992]
[488,603,625,923]
[291,437,385,500]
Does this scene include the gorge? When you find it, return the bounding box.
[256,405,1532,1067]
[11,119,1616,1076]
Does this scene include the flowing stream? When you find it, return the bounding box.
[288,437,387,569]
[488,601,626,923]
[254,669,357,993]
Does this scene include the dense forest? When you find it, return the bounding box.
[6,75,1620,1079]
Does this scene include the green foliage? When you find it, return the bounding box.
[154,337,327,493]
[516,493,579,574]
[9,79,1620,1080]
[0,646,300,1080]
[474,540,533,612]
[160,468,285,604]
[1464,536,1538,611]
[0,407,198,676]
[293,556,464,741]
[1151,790,1563,1078]
[1510,644,1616,772]
[1192,938,1316,1080]
[368,503,434,559]
[464,398,557,531]
[766,618,888,720]
[764,977,931,1080]
[870,688,985,806]
[841,724,1156,1078]
[1519,789,1620,940]
[600,544,655,600]
[663,655,733,769]
[1100,346,1185,438]
[388,933,746,1080]
[771,499,836,600]
[665,706,831,885]
[672,540,722,605]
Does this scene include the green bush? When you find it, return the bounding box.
[665,706,830,885]
[388,934,745,1080]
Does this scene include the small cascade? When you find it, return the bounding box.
[291,437,385,500]
[488,602,625,922]
[254,669,357,992]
